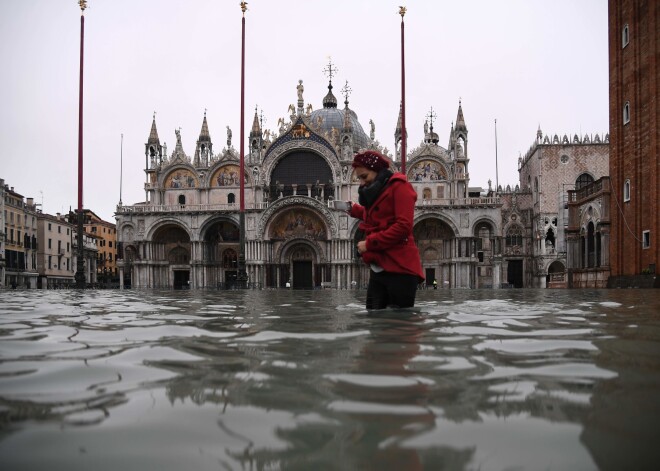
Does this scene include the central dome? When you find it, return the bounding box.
[308,82,370,152]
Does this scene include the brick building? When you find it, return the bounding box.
[608,0,659,286]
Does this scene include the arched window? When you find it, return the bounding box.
[623,101,630,124]
[228,193,236,204]
[506,225,523,247]
[623,179,631,202]
[622,24,629,48]
[587,222,595,268]
[575,173,594,190]
[178,194,186,205]
[546,227,556,253]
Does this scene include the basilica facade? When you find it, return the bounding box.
[115,79,509,289]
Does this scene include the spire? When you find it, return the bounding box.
[148,113,160,145]
[395,101,403,139]
[251,107,261,134]
[194,111,212,167]
[198,110,211,142]
[341,81,352,132]
[448,121,455,149]
[455,99,467,133]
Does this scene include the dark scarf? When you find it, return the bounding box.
[358,169,393,208]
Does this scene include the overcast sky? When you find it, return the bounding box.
[1,0,609,222]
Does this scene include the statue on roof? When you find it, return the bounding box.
[226,126,232,148]
[297,80,304,102]
[369,119,375,141]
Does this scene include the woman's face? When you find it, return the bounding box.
[354,166,378,187]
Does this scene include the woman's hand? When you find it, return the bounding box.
[357,240,367,254]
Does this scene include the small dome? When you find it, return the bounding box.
[309,83,370,151]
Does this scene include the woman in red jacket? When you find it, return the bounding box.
[348,150,424,309]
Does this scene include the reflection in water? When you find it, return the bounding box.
[0,289,659,470]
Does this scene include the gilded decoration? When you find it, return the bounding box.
[291,123,310,139]
[165,169,198,189]
[258,196,338,237]
[410,160,447,182]
[269,208,327,240]
[212,165,249,187]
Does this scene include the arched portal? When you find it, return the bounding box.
[414,218,455,288]
[203,220,240,288]
[152,224,191,289]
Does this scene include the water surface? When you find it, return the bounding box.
[1,289,659,470]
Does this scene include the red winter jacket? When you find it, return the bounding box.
[349,172,425,282]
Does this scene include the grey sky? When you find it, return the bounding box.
[0,0,609,221]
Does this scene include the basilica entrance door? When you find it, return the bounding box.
[173,270,190,290]
[225,270,238,289]
[292,261,313,289]
[507,260,523,288]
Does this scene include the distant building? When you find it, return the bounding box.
[608,0,659,287]
[503,128,609,288]
[81,210,117,283]
[566,177,611,288]
[0,179,5,287]
[72,229,99,285]
[36,212,75,288]
[2,183,38,288]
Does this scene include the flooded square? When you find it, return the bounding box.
[1,288,659,470]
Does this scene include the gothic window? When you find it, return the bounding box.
[228,193,236,204]
[575,173,594,190]
[623,101,630,124]
[587,222,595,268]
[546,227,556,252]
[623,179,631,202]
[506,225,523,247]
[622,24,629,48]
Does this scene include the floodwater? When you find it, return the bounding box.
[1,289,659,471]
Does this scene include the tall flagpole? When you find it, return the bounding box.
[494,119,499,192]
[119,133,123,206]
[74,0,88,289]
[399,6,407,175]
[237,1,248,288]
